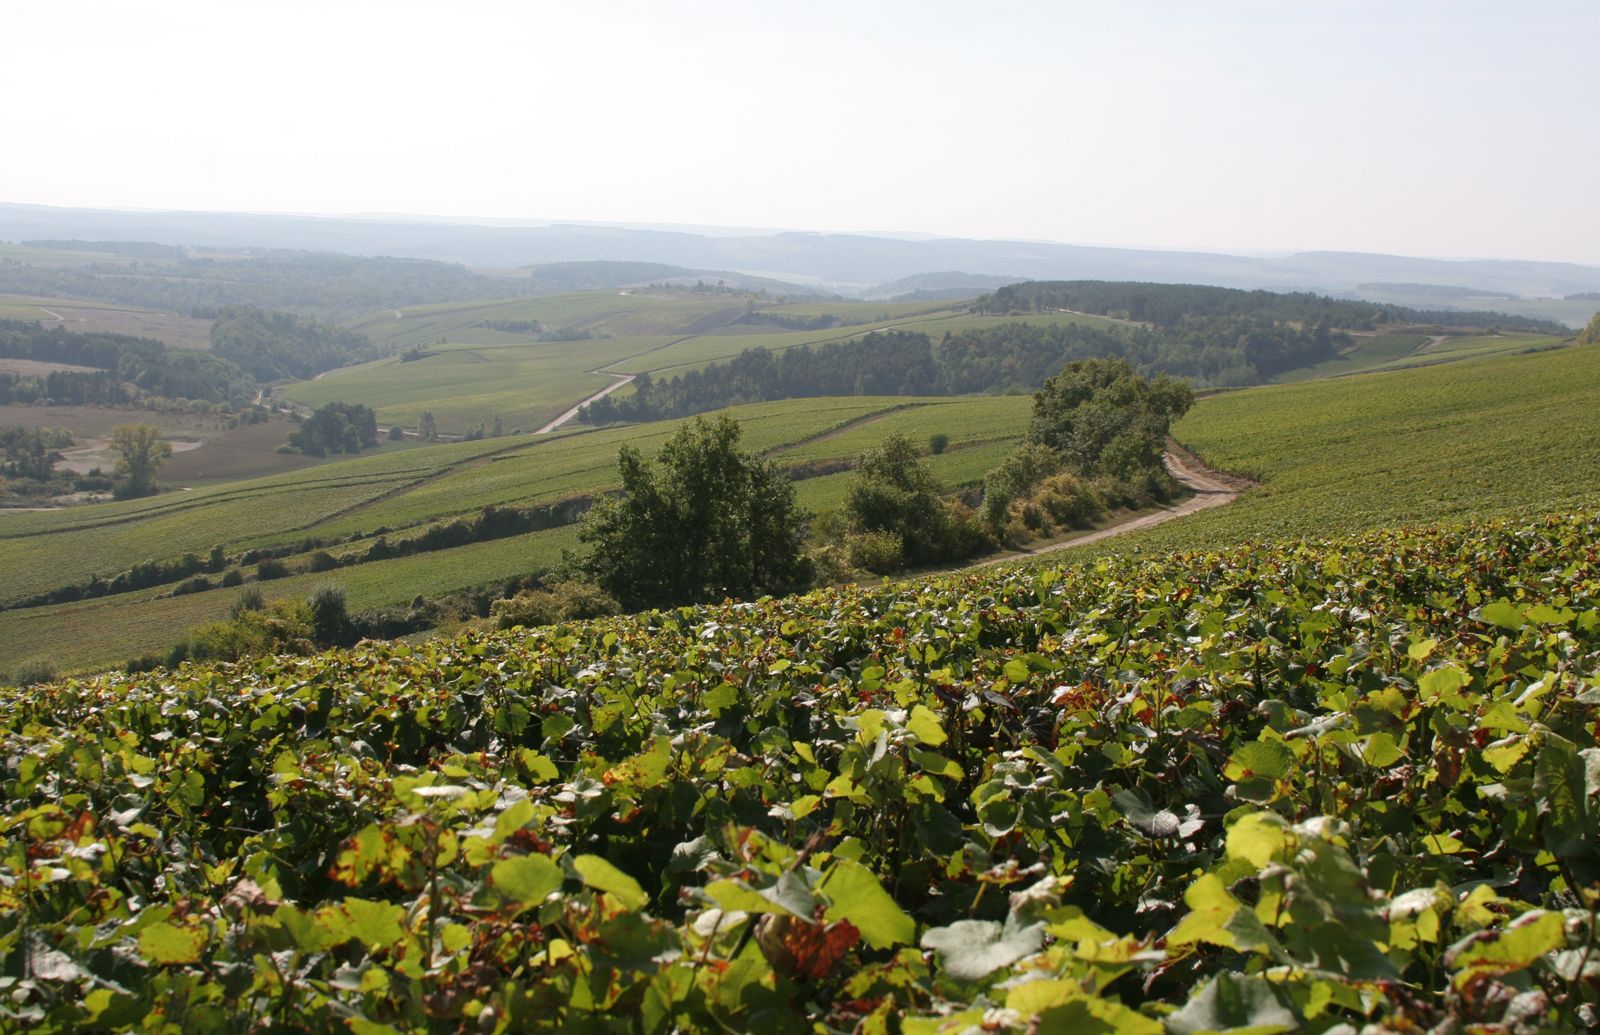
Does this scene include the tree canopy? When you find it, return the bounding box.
[110,424,172,499]
[1579,311,1600,346]
[1026,358,1194,480]
[578,415,811,610]
[287,402,380,456]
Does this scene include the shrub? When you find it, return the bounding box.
[256,558,289,581]
[172,575,213,596]
[492,581,621,630]
[845,530,904,574]
[1035,472,1104,529]
[11,657,57,687]
[221,569,244,587]
[308,584,355,647]
[230,587,266,618]
[928,432,950,455]
[306,551,340,572]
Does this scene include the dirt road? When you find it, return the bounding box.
[969,446,1247,568]
[536,372,636,434]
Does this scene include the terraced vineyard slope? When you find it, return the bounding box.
[3,508,1597,1030]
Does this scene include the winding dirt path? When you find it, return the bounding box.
[967,446,1249,568]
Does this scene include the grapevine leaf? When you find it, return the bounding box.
[822,858,913,949]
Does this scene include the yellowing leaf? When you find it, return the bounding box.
[906,704,947,747]
[138,921,206,965]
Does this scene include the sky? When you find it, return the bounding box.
[4,0,1597,264]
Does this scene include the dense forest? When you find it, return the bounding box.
[209,306,382,381]
[0,320,248,404]
[974,279,1567,333]
[580,315,1343,424]
[0,251,540,321]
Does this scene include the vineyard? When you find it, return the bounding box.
[3,508,1597,1031]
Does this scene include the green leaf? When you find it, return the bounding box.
[1166,972,1297,1035]
[1226,812,1290,868]
[491,854,563,910]
[921,918,1045,982]
[906,704,947,746]
[1003,658,1030,683]
[516,749,560,783]
[1223,741,1294,782]
[573,854,648,910]
[138,921,206,965]
[342,898,407,951]
[1446,910,1564,973]
[823,858,914,949]
[1478,598,1524,630]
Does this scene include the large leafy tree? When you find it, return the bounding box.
[579,414,810,610]
[109,423,173,499]
[1026,358,1194,479]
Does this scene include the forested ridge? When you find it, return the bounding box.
[581,280,1571,426]
[209,307,383,381]
[975,279,1567,333]
[582,319,1340,424]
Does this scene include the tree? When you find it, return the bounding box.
[1579,311,1600,346]
[110,424,172,498]
[1025,358,1193,480]
[844,433,989,569]
[418,411,439,442]
[287,402,379,456]
[578,414,811,610]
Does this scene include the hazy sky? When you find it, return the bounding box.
[5,1,1597,263]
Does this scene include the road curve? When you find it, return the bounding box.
[968,446,1248,568]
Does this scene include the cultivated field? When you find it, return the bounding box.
[1142,340,1600,546]
[0,293,212,348]
[0,395,1031,672]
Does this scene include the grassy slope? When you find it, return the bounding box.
[0,396,1029,673]
[1131,341,1600,549]
[298,292,1122,433]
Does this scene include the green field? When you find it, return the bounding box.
[299,292,1125,434]
[0,294,213,348]
[1135,341,1600,548]
[0,395,1031,672]
[1275,331,1569,382]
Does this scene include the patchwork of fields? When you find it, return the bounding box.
[297,293,1121,434]
[0,395,1030,672]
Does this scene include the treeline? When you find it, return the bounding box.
[975,280,1567,334]
[0,250,541,321]
[286,402,379,456]
[580,317,1340,424]
[210,306,382,380]
[0,319,249,404]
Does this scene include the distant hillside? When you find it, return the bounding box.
[864,270,1022,301]
[522,260,823,297]
[5,204,1599,298]
[0,249,540,321]
[1355,281,1516,300]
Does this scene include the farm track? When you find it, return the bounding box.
[967,445,1249,569]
